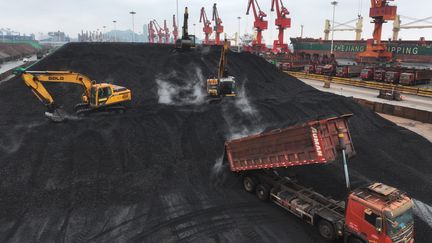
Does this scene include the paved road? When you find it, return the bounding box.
[0,55,36,73]
[300,78,432,112]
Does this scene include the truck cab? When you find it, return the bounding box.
[361,68,374,80]
[345,183,414,243]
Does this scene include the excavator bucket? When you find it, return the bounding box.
[45,108,67,122]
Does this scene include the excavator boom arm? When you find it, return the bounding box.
[218,42,229,78]
[22,71,93,107]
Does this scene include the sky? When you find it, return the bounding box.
[1,0,431,43]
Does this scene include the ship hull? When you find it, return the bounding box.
[290,38,432,64]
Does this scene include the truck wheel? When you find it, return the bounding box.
[317,220,336,241]
[255,184,270,201]
[243,176,257,193]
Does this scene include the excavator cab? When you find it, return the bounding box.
[88,85,112,107]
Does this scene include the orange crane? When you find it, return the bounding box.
[199,7,213,45]
[172,14,179,42]
[212,3,224,45]
[271,0,291,53]
[163,20,170,44]
[148,21,155,43]
[357,0,397,63]
[246,0,268,52]
[153,20,165,43]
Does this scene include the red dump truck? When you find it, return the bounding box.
[400,70,432,86]
[360,67,374,80]
[374,69,386,82]
[304,64,316,74]
[225,115,414,243]
[384,71,401,84]
[336,65,363,78]
[225,115,355,171]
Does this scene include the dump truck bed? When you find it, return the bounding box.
[225,115,355,172]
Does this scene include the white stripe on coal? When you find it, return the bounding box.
[413,199,432,228]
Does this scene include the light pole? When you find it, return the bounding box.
[301,25,304,38]
[103,26,106,42]
[130,11,136,42]
[330,1,338,54]
[193,23,196,36]
[237,16,241,52]
[113,20,117,42]
[176,0,179,34]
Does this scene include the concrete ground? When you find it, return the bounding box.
[299,78,432,112]
[298,78,432,141]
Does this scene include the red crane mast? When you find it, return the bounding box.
[200,7,213,45]
[246,0,268,52]
[148,21,155,43]
[357,0,397,63]
[153,20,165,44]
[172,15,179,42]
[163,20,170,44]
[271,0,291,53]
[212,3,224,45]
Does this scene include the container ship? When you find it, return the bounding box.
[291,38,432,64]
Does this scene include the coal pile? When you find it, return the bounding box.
[0,43,431,242]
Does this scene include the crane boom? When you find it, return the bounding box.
[163,20,170,44]
[148,21,155,43]
[172,14,178,41]
[212,3,224,45]
[153,20,165,43]
[200,7,212,44]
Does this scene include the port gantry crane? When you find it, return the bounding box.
[153,20,165,43]
[271,0,291,53]
[172,14,179,42]
[212,3,224,45]
[246,0,268,53]
[163,20,170,44]
[148,21,156,43]
[200,7,213,45]
[357,0,397,63]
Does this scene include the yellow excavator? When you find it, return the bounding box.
[17,69,132,122]
[206,40,236,99]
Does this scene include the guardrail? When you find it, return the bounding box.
[0,61,36,81]
[285,71,432,98]
[353,98,432,124]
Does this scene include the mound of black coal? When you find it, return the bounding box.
[0,43,430,242]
